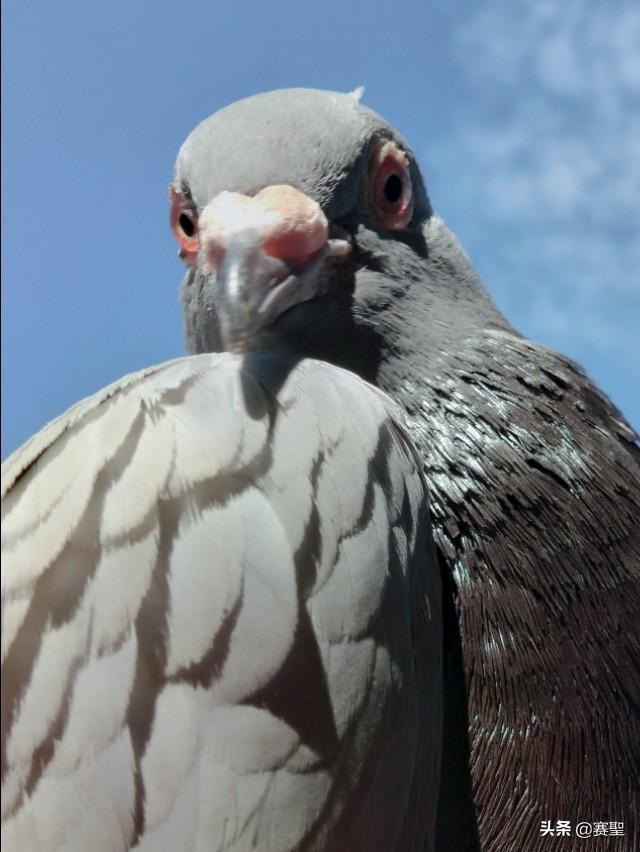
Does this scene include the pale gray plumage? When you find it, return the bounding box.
[2,353,441,851]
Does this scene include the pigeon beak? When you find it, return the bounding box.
[198,186,351,352]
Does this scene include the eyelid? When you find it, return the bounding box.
[367,140,413,229]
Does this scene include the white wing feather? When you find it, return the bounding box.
[1,353,441,851]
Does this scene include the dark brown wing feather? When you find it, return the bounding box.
[402,329,640,852]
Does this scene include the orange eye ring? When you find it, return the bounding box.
[369,141,413,230]
[170,187,200,265]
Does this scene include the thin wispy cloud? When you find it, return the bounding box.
[427,0,640,369]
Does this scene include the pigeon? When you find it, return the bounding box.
[4,85,639,852]
[0,133,443,848]
[170,89,639,852]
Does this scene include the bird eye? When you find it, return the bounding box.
[369,141,413,230]
[179,211,196,238]
[383,173,403,204]
[170,187,200,265]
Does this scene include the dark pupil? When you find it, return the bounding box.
[179,212,195,237]
[383,173,403,204]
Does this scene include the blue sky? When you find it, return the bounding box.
[3,0,639,456]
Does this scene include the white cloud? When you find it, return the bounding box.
[427,0,640,367]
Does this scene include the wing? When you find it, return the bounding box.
[410,329,640,852]
[1,352,441,852]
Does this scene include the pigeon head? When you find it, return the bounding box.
[172,88,509,381]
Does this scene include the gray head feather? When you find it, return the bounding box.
[174,88,430,222]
